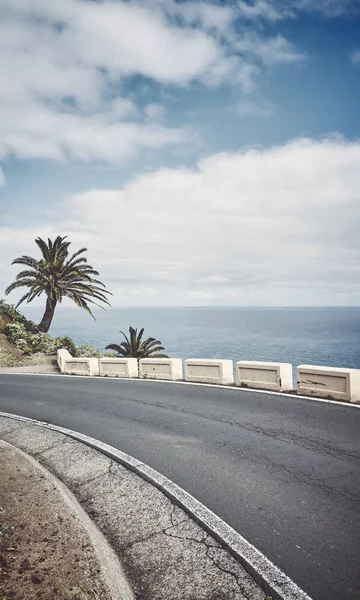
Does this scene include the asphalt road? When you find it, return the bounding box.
[0,375,359,600]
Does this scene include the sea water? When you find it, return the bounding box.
[22,306,360,370]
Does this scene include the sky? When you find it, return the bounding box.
[0,0,360,307]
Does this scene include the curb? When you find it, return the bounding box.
[1,370,359,409]
[0,438,134,600]
[0,410,313,600]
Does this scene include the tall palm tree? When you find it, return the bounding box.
[5,236,112,332]
[106,326,168,358]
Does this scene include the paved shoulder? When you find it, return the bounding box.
[0,415,268,600]
[0,438,131,600]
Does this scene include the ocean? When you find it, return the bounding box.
[22,306,360,371]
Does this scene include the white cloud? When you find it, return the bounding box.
[294,0,359,17]
[236,34,305,66]
[0,0,235,87]
[350,50,360,66]
[0,167,5,189]
[0,0,225,164]
[2,137,360,306]
[65,3,220,84]
[237,0,359,20]
[157,0,235,34]
[1,0,220,85]
[237,1,293,21]
[0,0,308,164]
[0,102,188,164]
[237,99,274,117]
[144,104,167,122]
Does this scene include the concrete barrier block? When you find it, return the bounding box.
[63,357,99,377]
[296,365,360,402]
[57,348,72,373]
[99,358,138,378]
[139,358,183,381]
[236,361,293,391]
[184,359,234,385]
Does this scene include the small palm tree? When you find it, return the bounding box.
[5,236,112,332]
[106,326,168,358]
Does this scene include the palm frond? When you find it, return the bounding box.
[105,343,123,353]
[143,346,166,356]
[67,247,87,262]
[35,237,51,261]
[11,256,39,269]
[6,235,112,332]
[106,327,167,358]
[15,291,32,308]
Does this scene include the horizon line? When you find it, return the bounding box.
[20,305,360,310]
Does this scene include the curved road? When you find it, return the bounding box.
[0,374,359,600]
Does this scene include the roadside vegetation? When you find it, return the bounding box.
[0,300,105,367]
[106,326,168,358]
[0,300,168,368]
[1,236,168,368]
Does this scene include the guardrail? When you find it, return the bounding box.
[56,350,360,403]
[58,352,99,377]
[185,359,234,385]
[236,361,293,392]
[57,348,72,372]
[296,365,360,402]
[65,358,99,377]
[139,358,183,381]
[99,357,138,378]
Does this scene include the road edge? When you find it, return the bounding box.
[0,437,135,600]
[0,410,313,600]
[1,370,359,408]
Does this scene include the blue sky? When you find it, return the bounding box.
[1,0,360,306]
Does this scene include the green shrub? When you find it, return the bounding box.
[3,323,86,357]
[3,323,58,355]
[55,335,78,356]
[1,299,104,359]
[0,299,35,331]
[76,344,104,358]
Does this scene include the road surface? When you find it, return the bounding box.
[0,374,359,600]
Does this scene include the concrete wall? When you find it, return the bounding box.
[63,357,99,377]
[56,348,359,403]
[57,349,72,373]
[296,365,360,402]
[99,358,138,378]
[57,349,99,376]
[139,358,183,381]
[184,359,234,385]
[236,361,293,392]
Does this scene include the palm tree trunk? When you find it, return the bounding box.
[36,297,57,333]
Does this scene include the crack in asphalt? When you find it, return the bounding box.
[205,543,256,600]
[76,469,110,488]
[124,500,256,599]
[264,457,359,501]
[211,435,360,503]
[224,418,359,463]
[104,394,359,464]
[122,504,184,549]
[163,525,256,600]
[32,435,72,457]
